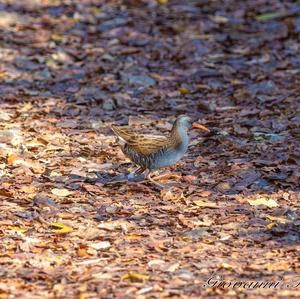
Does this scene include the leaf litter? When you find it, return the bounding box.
[0,0,299,298]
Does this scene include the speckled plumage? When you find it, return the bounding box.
[111,116,203,172]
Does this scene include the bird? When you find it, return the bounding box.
[111,115,210,188]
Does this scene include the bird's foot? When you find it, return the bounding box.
[127,172,136,180]
[127,172,145,182]
[126,166,147,181]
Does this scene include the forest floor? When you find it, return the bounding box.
[0,0,299,298]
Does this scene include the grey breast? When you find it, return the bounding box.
[152,128,190,169]
[148,130,189,170]
[151,145,188,169]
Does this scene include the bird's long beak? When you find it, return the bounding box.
[192,122,210,132]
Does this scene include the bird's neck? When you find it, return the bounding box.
[170,125,189,149]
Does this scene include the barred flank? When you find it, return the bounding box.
[123,143,167,169]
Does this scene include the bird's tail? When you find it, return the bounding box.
[111,125,134,143]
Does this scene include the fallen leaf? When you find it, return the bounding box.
[266,215,289,224]
[157,0,168,4]
[166,262,180,272]
[90,241,111,250]
[7,155,45,174]
[179,87,189,94]
[6,226,28,233]
[0,189,13,198]
[216,182,231,193]
[194,216,214,227]
[51,188,71,197]
[25,139,47,150]
[161,189,184,201]
[266,222,276,230]
[124,234,143,241]
[121,273,149,281]
[148,259,166,268]
[220,263,235,271]
[77,248,90,258]
[7,153,19,165]
[50,222,74,234]
[267,261,291,271]
[248,197,278,208]
[193,200,218,208]
[19,185,37,194]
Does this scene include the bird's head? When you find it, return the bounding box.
[175,115,210,132]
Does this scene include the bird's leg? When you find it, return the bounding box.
[146,170,165,189]
[134,166,146,175]
[128,166,146,180]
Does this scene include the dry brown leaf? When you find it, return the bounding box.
[193,200,218,208]
[121,273,149,281]
[124,234,143,241]
[77,248,90,258]
[7,153,19,165]
[51,188,71,197]
[7,155,45,174]
[267,261,291,271]
[194,216,214,227]
[248,197,278,208]
[19,185,37,194]
[161,189,184,201]
[0,189,13,198]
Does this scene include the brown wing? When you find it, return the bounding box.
[128,135,170,156]
[111,125,170,156]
